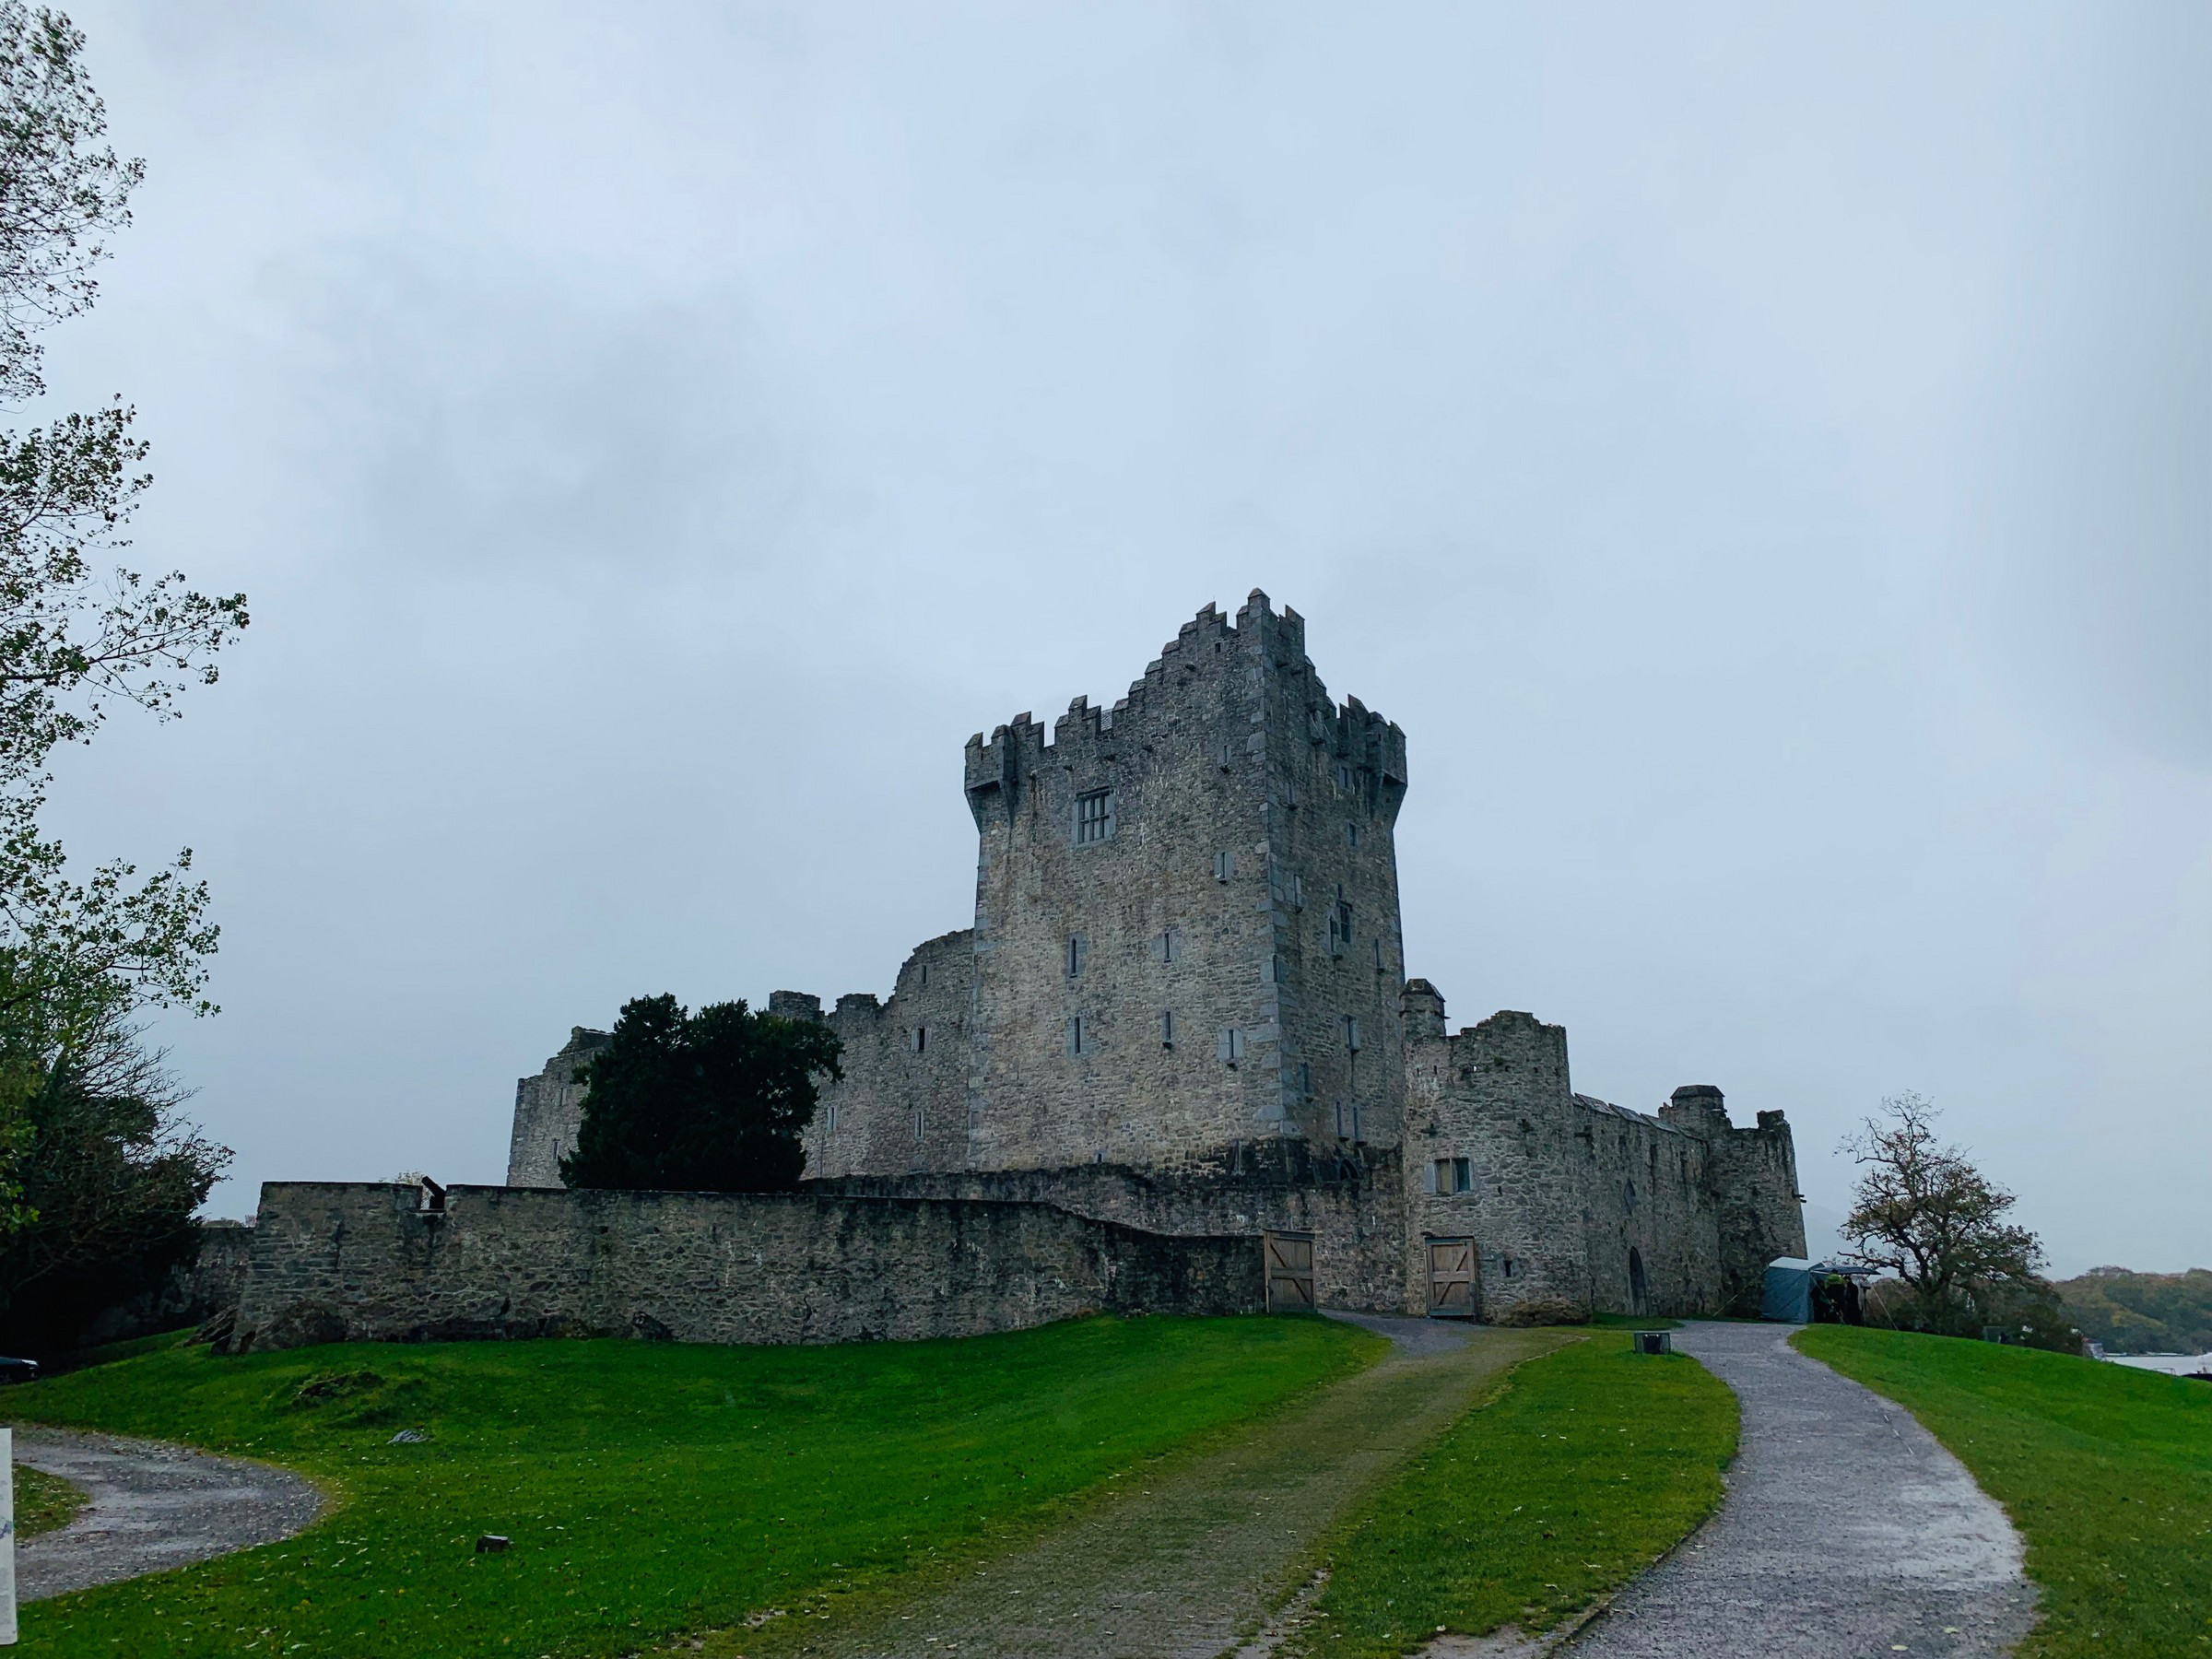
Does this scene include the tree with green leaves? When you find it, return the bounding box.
[1841,1091,2051,1338]
[561,995,842,1193]
[0,5,243,1252]
[0,970,224,1348]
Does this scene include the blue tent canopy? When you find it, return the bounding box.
[1762,1257,1816,1323]
[1762,1257,1875,1324]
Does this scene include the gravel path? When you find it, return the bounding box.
[1560,1323,2037,1659]
[9,1426,324,1602]
[735,1318,1566,1659]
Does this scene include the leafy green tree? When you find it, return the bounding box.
[1841,1091,2050,1337]
[561,994,843,1193]
[0,964,226,1349]
[0,5,245,1234]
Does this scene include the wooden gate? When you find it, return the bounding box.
[1264,1231,1315,1312]
[1427,1238,1477,1319]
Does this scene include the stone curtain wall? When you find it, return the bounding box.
[505,1028,611,1187]
[1570,1094,1723,1317]
[1676,1090,1808,1312]
[1401,992,1801,1321]
[227,1183,1264,1353]
[794,928,976,1179]
[810,1137,1406,1312]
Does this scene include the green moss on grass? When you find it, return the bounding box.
[1288,1329,1737,1655]
[1797,1324,2212,1659]
[5,1312,1378,1658]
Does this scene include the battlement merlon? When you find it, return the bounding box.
[1236,587,1309,666]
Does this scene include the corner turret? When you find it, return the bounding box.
[1402,979,1448,1041]
[1659,1083,1732,1135]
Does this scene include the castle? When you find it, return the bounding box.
[506,592,1804,1323]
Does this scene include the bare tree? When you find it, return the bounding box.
[1840,1091,2045,1333]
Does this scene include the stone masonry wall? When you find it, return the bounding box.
[506,1028,611,1187]
[809,1137,1406,1312]
[1403,999,1601,1317]
[229,1182,1263,1352]
[1400,988,1794,1320]
[1665,1086,1808,1313]
[792,929,975,1178]
[1569,1094,1722,1318]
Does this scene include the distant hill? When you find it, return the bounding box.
[2055,1266,2212,1355]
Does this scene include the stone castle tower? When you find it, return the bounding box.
[506,590,1806,1321]
[958,592,1408,1168]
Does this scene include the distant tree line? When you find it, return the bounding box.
[2053,1267,2212,1356]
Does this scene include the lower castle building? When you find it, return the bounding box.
[506,592,1804,1323]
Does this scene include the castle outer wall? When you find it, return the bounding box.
[226,1182,1263,1352]
[1400,990,1806,1319]
[811,1137,1407,1313]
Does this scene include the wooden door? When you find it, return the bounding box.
[1427,1238,1477,1319]
[1264,1232,1315,1312]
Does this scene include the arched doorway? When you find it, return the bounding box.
[1628,1247,1649,1314]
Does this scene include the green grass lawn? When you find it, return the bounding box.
[1286,1329,1738,1655]
[1797,1325,2212,1659]
[4,1312,1379,1657]
[14,1461,88,1538]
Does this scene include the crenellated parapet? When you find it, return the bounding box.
[962,590,1404,831]
[1308,694,1409,824]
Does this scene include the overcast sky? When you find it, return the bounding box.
[37,3,2209,1274]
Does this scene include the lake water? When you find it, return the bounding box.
[2105,1352,2212,1375]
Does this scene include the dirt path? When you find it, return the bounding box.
[9,1426,324,1602]
[734,1317,1567,1659]
[1559,1323,2036,1659]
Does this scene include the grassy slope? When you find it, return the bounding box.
[1287,1329,1737,1655]
[4,1313,1379,1658]
[14,1461,88,1537]
[1797,1325,2212,1658]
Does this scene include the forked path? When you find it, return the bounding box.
[737,1318,1567,1659]
[1561,1323,2036,1659]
